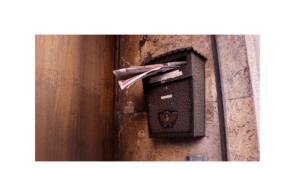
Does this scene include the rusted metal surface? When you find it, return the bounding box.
[118,35,221,161]
[216,35,260,161]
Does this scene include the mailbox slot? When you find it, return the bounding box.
[145,54,192,87]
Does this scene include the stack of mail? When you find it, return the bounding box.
[113,61,186,90]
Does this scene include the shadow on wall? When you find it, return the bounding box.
[151,136,204,146]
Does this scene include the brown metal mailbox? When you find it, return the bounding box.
[142,47,207,138]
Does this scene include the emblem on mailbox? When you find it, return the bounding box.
[160,111,177,128]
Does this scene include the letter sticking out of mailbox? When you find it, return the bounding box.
[142,47,207,138]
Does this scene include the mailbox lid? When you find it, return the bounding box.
[142,46,207,66]
[143,53,192,88]
[142,47,207,88]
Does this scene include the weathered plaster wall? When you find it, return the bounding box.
[216,35,260,161]
[118,35,222,161]
[117,35,260,161]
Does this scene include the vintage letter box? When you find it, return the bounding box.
[142,47,207,138]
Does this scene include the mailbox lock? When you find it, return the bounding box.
[160,111,177,128]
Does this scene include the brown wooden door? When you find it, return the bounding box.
[35,35,117,161]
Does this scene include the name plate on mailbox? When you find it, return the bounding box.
[142,47,207,138]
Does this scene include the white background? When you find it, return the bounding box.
[0,0,299,168]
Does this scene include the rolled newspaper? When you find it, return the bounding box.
[113,61,186,90]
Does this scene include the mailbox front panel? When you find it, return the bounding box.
[146,78,193,135]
